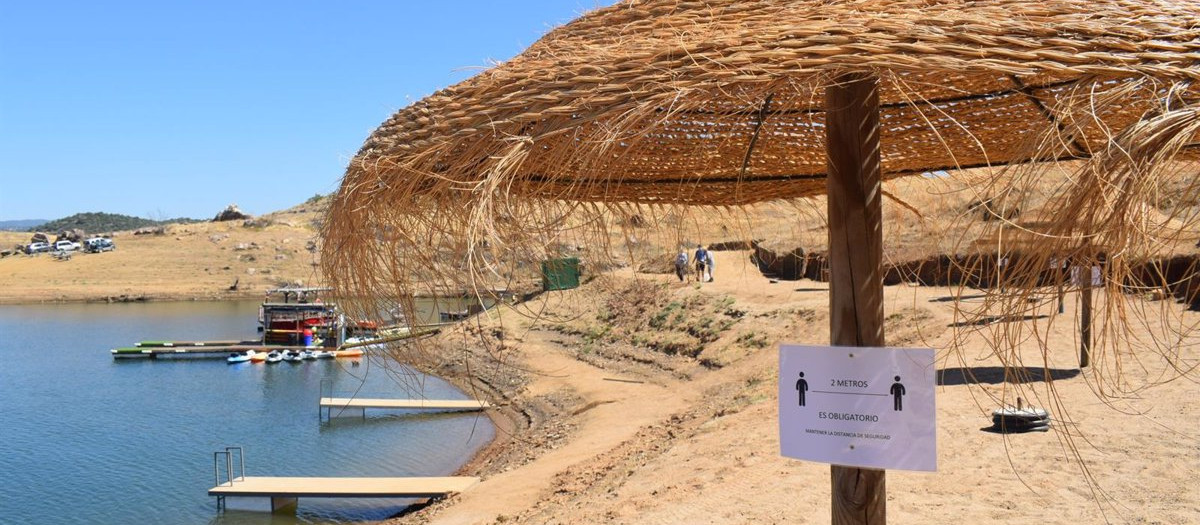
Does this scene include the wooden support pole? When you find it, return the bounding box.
[1079,284,1092,368]
[826,72,886,525]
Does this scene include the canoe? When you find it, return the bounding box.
[250,352,268,363]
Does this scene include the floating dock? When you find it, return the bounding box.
[210,446,479,514]
[210,476,479,513]
[111,344,317,359]
[319,397,491,421]
[112,327,441,359]
[211,475,480,498]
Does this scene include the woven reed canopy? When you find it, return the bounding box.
[335,0,1200,209]
[323,5,1200,518]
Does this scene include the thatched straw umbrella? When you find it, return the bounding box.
[324,1,1199,522]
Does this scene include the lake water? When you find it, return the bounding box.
[0,301,494,525]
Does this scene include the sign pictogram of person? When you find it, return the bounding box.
[795,371,808,406]
[890,375,906,411]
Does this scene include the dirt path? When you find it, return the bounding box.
[426,329,693,525]
[402,252,1199,525]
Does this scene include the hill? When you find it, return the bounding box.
[32,212,199,234]
[0,219,47,231]
[0,203,325,303]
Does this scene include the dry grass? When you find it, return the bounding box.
[0,204,328,303]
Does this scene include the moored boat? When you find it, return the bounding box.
[342,336,385,352]
[227,350,254,364]
[110,287,410,360]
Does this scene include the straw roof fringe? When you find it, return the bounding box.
[323,0,1200,391]
[333,2,1200,216]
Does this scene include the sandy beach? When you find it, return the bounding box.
[3,213,1196,523]
[394,249,1199,525]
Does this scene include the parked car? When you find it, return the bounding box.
[54,240,81,252]
[25,241,52,254]
[84,238,115,253]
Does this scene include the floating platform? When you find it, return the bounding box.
[112,345,332,359]
[114,327,442,359]
[134,340,246,347]
[321,397,491,411]
[210,476,478,513]
[319,397,491,421]
[210,475,479,498]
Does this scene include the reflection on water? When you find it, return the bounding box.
[0,301,493,525]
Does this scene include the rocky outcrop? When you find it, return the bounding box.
[213,204,251,222]
[134,226,166,236]
[56,229,85,243]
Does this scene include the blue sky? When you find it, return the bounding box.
[0,1,615,221]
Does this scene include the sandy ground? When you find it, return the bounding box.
[0,206,326,304]
[397,250,1199,525]
[3,197,1196,523]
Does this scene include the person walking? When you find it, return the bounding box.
[704,249,714,282]
[674,249,689,282]
[694,244,708,283]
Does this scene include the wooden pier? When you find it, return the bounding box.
[210,476,478,513]
[209,446,479,514]
[319,397,491,421]
[111,344,315,359]
[111,326,441,359]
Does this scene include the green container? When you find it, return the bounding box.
[542,257,581,291]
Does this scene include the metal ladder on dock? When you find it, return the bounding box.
[211,446,245,511]
[319,378,340,422]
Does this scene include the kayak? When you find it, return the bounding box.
[313,350,336,359]
[301,350,317,360]
[227,350,255,364]
[283,350,304,362]
[334,348,364,358]
[265,351,283,363]
[250,351,267,363]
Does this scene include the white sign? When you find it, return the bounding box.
[779,344,937,471]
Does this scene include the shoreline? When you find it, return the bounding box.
[0,291,267,306]
[6,250,1198,524]
[367,257,1200,524]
